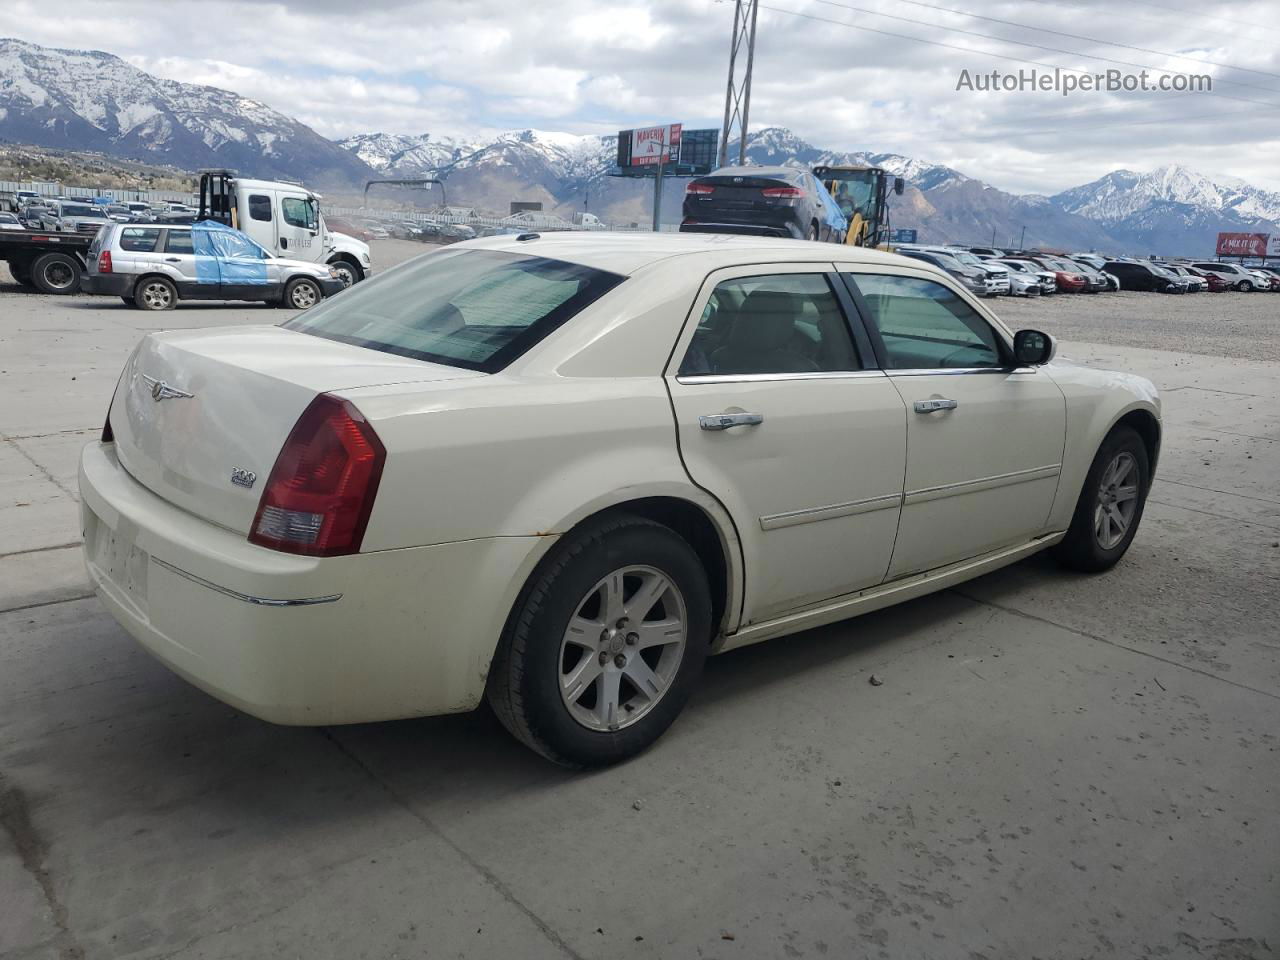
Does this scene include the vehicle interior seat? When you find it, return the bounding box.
[710,289,821,374]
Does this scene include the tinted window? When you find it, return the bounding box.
[851,274,1003,369]
[163,231,194,254]
[249,194,272,222]
[281,197,316,229]
[118,227,161,252]
[61,204,106,218]
[285,249,625,373]
[679,274,859,376]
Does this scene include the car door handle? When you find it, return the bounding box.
[699,413,764,431]
[913,398,958,413]
[165,257,181,262]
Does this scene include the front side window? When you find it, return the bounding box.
[118,227,161,252]
[679,274,859,376]
[284,249,625,372]
[850,274,1004,370]
[248,194,272,222]
[281,197,317,230]
[208,230,267,260]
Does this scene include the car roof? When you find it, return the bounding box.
[459,231,924,276]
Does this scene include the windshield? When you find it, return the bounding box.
[946,251,982,267]
[62,204,106,218]
[285,249,626,373]
[826,172,875,217]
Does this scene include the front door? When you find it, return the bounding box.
[665,266,908,625]
[841,269,1066,578]
[277,192,321,263]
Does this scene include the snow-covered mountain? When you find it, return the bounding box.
[1053,164,1280,224]
[0,38,372,185]
[336,132,480,176]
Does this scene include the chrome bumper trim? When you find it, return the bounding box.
[153,558,342,607]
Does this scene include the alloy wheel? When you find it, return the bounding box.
[1094,451,1139,550]
[558,565,687,732]
[290,283,318,308]
[142,282,172,309]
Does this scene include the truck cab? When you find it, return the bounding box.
[198,170,372,287]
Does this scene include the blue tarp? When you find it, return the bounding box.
[191,220,271,285]
[810,175,850,234]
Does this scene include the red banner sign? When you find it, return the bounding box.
[629,124,682,167]
[1216,232,1268,257]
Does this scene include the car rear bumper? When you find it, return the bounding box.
[79,440,549,725]
[81,272,135,297]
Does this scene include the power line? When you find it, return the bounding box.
[756,2,1280,112]
[805,0,1280,95]
[864,0,1280,83]
[1014,0,1265,52]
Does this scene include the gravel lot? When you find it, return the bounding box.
[995,288,1280,362]
[1,239,1277,959]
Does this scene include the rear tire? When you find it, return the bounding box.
[9,261,34,287]
[133,276,177,311]
[30,252,82,294]
[805,222,819,242]
[284,276,322,310]
[1053,426,1149,573]
[487,514,711,767]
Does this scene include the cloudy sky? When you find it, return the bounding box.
[7,0,1280,192]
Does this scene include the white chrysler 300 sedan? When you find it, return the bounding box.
[80,233,1160,766]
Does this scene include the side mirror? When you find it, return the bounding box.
[1013,329,1055,365]
[894,177,905,195]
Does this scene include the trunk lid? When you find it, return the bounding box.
[111,325,482,534]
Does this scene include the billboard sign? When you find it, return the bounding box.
[627,124,682,167]
[892,229,918,244]
[1267,235,1280,258]
[1216,231,1268,257]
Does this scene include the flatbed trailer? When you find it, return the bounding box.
[0,229,93,294]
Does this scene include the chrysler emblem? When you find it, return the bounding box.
[141,375,193,401]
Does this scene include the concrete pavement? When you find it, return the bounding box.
[1,260,1276,959]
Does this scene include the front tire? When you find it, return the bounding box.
[487,514,711,767]
[1053,426,1149,573]
[284,276,322,310]
[328,260,360,288]
[1237,279,1252,292]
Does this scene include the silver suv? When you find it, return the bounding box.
[83,222,345,311]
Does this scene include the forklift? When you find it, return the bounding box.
[812,165,904,248]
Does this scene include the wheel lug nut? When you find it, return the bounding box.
[616,617,629,629]
[599,651,609,665]
[626,633,639,645]
[600,629,610,643]
[614,654,627,668]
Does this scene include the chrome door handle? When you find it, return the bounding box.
[699,413,764,431]
[913,398,958,413]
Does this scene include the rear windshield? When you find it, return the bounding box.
[284,248,626,373]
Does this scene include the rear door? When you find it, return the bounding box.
[113,226,165,279]
[158,230,215,298]
[665,265,907,625]
[841,268,1066,578]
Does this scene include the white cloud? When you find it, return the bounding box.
[4,0,1280,191]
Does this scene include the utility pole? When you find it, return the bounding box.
[718,0,759,168]
[652,158,665,232]
[1019,225,1027,250]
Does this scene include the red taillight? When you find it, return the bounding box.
[98,249,112,273]
[686,183,714,195]
[249,394,386,557]
[761,186,803,198]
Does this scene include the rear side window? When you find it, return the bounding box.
[163,231,194,254]
[679,274,860,376]
[119,227,161,252]
[249,194,272,222]
[850,274,1004,370]
[284,249,625,373]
